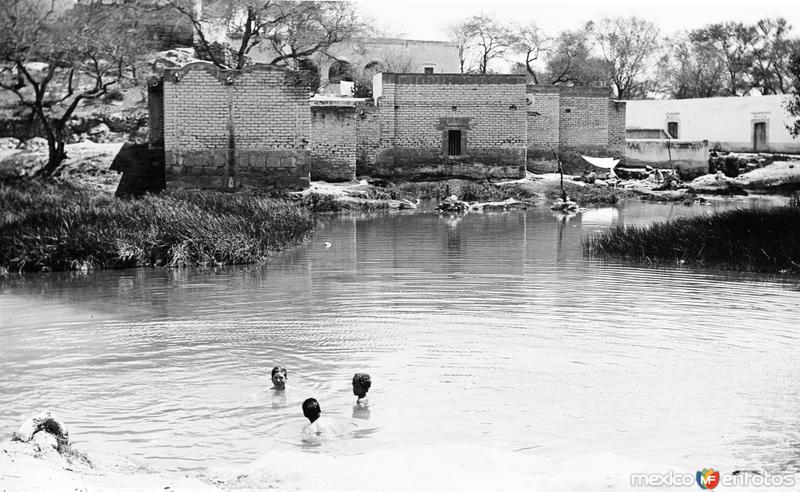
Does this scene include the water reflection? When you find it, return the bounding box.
[1,198,799,475]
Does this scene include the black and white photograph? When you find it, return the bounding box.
[1,0,799,489]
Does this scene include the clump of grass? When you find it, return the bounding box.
[0,181,313,273]
[584,206,800,273]
[549,182,633,205]
[307,192,391,213]
[382,181,446,201]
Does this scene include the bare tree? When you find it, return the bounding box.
[657,33,726,98]
[0,0,152,177]
[463,15,512,74]
[587,16,660,99]
[749,18,795,95]
[544,29,608,87]
[168,0,364,70]
[445,21,475,74]
[510,22,548,83]
[690,22,755,96]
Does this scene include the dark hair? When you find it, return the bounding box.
[352,373,371,392]
[271,366,287,378]
[302,398,321,423]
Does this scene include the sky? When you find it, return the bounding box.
[357,0,800,41]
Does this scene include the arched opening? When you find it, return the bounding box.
[328,60,353,84]
[363,60,385,78]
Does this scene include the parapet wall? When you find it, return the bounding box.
[161,63,311,190]
[626,139,709,179]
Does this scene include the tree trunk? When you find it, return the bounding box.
[38,133,67,178]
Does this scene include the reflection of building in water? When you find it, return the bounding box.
[581,207,619,227]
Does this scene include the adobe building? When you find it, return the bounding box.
[362,73,529,180]
[152,64,625,189]
[155,62,312,190]
[626,95,800,154]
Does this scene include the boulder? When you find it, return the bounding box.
[88,123,110,142]
[399,199,417,210]
[615,167,649,180]
[0,137,21,149]
[12,410,69,448]
[22,137,48,152]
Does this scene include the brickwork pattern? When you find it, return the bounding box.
[527,93,560,149]
[310,106,356,181]
[608,100,627,161]
[368,74,527,179]
[162,63,311,190]
[559,96,609,149]
[355,104,381,175]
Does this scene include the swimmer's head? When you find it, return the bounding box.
[352,373,371,398]
[271,366,287,390]
[302,398,321,423]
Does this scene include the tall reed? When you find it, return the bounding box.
[0,181,313,273]
[584,207,800,273]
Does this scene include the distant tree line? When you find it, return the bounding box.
[447,14,800,100]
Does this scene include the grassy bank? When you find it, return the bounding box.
[0,181,313,273]
[553,182,637,205]
[584,206,800,273]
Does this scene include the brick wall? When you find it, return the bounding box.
[355,103,381,175]
[367,73,527,180]
[523,85,622,173]
[608,100,627,162]
[310,104,356,181]
[161,62,311,191]
[526,85,560,172]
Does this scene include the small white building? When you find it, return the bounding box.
[625,95,800,154]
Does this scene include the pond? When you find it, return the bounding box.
[1,197,799,487]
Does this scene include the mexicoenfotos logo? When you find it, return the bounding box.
[696,468,721,489]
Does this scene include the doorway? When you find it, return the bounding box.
[753,121,767,152]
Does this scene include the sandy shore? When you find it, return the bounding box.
[0,440,214,491]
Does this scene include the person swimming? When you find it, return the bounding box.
[352,373,371,406]
[271,366,287,391]
[351,373,371,419]
[302,398,345,437]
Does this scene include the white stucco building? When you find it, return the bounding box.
[625,95,800,154]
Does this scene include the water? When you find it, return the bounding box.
[2,197,800,487]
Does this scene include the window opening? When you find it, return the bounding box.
[424,67,434,74]
[447,130,462,156]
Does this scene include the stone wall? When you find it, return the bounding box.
[368,73,527,180]
[310,104,356,181]
[161,62,311,191]
[626,139,709,178]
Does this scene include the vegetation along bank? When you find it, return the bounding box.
[0,180,313,274]
[584,206,800,274]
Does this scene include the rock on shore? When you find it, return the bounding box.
[0,411,214,491]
